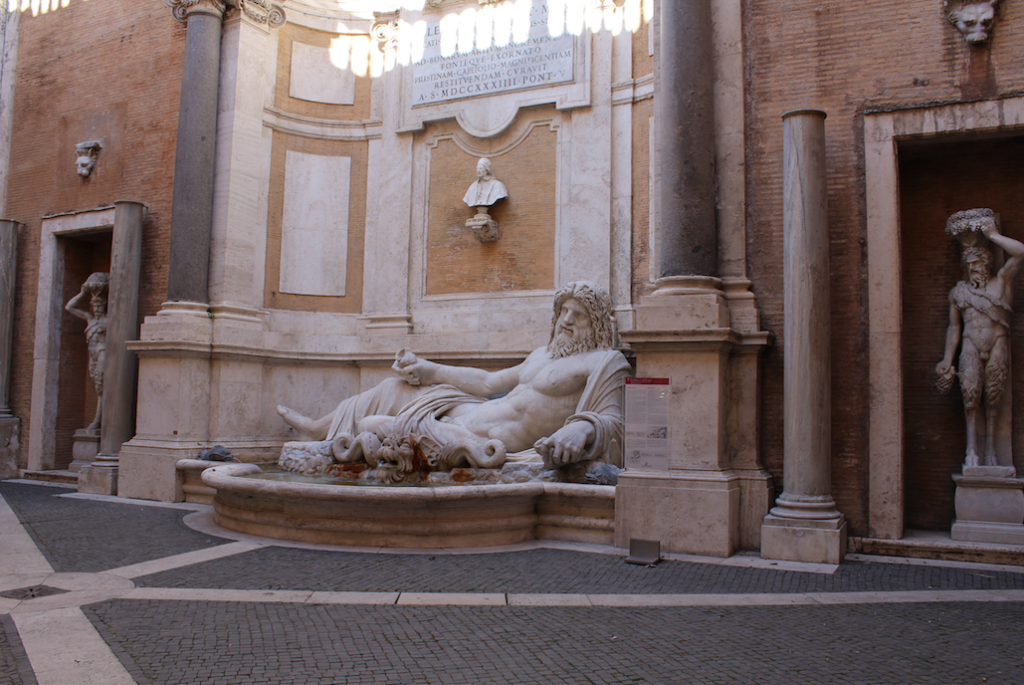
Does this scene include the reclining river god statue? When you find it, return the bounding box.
[277,281,631,483]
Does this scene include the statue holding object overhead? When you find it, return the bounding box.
[936,209,1024,469]
[277,281,630,483]
[65,272,109,431]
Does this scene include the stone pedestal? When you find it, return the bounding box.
[69,428,100,473]
[616,278,772,557]
[951,469,1024,545]
[0,415,19,479]
[466,212,499,242]
[761,515,847,564]
[78,455,119,495]
[616,470,741,557]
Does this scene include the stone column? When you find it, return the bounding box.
[760,109,846,564]
[655,0,717,280]
[0,220,19,478]
[79,202,145,495]
[166,0,227,305]
[616,1,773,558]
[119,2,287,502]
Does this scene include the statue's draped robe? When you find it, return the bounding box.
[462,177,508,208]
[325,350,631,464]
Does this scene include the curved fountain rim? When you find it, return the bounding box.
[201,462,616,502]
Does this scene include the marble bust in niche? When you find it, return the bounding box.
[463,157,508,242]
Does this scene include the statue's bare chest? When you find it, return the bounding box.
[519,355,590,397]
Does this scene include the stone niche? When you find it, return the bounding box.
[57,233,112,471]
[421,110,558,296]
[898,134,1024,532]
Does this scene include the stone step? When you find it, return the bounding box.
[20,470,79,485]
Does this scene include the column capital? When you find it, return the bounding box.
[166,0,228,23]
[167,0,286,27]
[235,0,287,29]
[371,11,401,51]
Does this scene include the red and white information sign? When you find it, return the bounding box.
[624,378,670,471]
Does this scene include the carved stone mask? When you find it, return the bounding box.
[947,2,998,43]
[75,154,95,177]
[75,140,103,178]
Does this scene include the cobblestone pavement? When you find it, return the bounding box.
[80,600,1024,685]
[136,545,1024,594]
[3,481,1024,685]
[0,482,226,573]
[0,616,36,685]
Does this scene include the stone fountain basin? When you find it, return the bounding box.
[201,463,616,548]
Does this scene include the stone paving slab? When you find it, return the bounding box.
[0,482,226,574]
[0,614,37,685]
[134,545,1024,595]
[82,599,1024,685]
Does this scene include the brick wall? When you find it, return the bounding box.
[5,0,184,467]
[424,113,557,296]
[743,0,1024,534]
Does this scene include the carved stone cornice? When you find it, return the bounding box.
[166,0,227,24]
[237,0,287,28]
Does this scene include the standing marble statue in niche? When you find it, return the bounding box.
[463,157,508,242]
[277,281,630,483]
[65,272,109,430]
[936,209,1023,468]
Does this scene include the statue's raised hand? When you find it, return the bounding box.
[535,421,594,468]
[392,348,436,387]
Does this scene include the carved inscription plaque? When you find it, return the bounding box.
[412,4,574,106]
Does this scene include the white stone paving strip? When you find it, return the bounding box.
[104,587,1024,608]
[0,487,53,577]
[11,607,136,685]
[104,541,262,579]
[1,491,136,685]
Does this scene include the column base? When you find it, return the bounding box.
[0,415,20,479]
[615,470,740,557]
[760,514,847,564]
[951,472,1024,546]
[77,457,119,496]
[70,428,100,472]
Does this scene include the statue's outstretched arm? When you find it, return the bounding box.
[392,348,523,397]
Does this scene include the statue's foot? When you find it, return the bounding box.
[277,405,316,441]
[964,452,981,468]
[86,420,100,431]
[983,452,998,467]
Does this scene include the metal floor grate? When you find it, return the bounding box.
[0,585,69,600]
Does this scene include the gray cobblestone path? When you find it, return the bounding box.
[82,599,1024,685]
[0,482,226,573]
[136,545,1024,594]
[5,481,1024,685]
[0,615,36,685]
